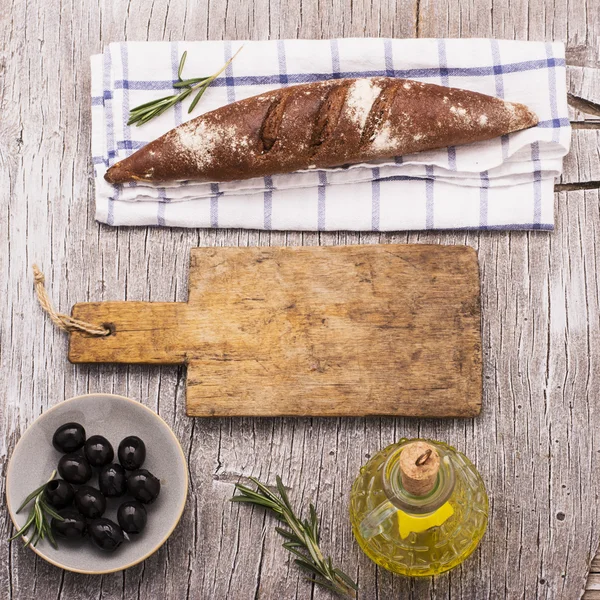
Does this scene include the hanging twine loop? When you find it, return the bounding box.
[32,265,111,336]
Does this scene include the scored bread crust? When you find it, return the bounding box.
[105,77,538,184]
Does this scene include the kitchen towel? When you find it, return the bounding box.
[91,38,570,230]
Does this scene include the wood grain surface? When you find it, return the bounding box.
[68,245,482,418]
[1,0,599,598]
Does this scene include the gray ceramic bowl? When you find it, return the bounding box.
[6,393,188,574]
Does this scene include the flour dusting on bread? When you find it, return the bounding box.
[345,79,382,130]
[174,121,246,169]
[371,124,395,152]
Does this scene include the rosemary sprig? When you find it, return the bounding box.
[127,47,243,127]
[9,470,63,549]
[232,476,358,598]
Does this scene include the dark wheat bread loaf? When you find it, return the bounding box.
[105,77,538,184]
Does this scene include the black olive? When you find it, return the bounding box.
[99,463,127,497]
[127,469,161,504]
[43,479,75,509]
[118,436,146,470]
[52,422,86,453]
[74,485,107,519]
[51,508,86,539]
[88,518,125,552]
[84,435,114,468]
[58,453,93,484]
[117,500,147,534]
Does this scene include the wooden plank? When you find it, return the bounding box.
[568,66,600,123]
[587,573,600,591]
[559,130,600,184]
[558,67,600,190]
[1,0,599,598]
[69,245,482,418]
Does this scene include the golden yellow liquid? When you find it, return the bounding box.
[349,440,488,577]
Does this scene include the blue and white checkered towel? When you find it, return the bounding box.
[91,39,570,231]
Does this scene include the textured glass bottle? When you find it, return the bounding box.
[349,438,488,577]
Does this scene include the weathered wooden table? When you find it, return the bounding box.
[1,1,599,598]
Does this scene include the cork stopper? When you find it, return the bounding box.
[399,441,440,496]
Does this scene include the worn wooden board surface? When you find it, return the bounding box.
[69,245,482,418]
[1,0,599,598]
[584,553,600,598]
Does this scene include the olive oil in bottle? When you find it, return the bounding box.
[349,438,488,577]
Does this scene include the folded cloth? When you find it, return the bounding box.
[91,38,570,231]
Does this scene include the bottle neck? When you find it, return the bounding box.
[382,442,456,515]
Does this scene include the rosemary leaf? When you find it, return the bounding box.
[310,504,319,538]
[177,50,188,79]
[231,484,279,505]
[275,476,294,512]
[39,500,64,521]
[24,528,39,548]
[128,96,173,112]
[334,569,360,591]
[127,48,243,127]
[275,526,301,542]
[9,471,62,550]
[232,477,357,598]
[33,501,44,537]
[42,512,54,539]
[173,77,208,88]
[232,484,264,500]
[249,477,284,505]
[302,531,324,568]
[8,511,35,542]
[283,544,309,560]
[205,46,242,83]
[305,577,347,595]
[230,496,279,510]
[16,483,48,514]
[32,528,42,547]
[295,558,325,577]
[188,84,209,114]
[46,526,58,550]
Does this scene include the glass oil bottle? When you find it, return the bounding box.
[349,438,488,577]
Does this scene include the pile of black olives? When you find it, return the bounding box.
[48,422,160,552]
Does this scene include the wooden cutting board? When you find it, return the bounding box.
[68,244,482,417]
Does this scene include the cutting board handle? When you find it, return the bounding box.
[69,302,188,364]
